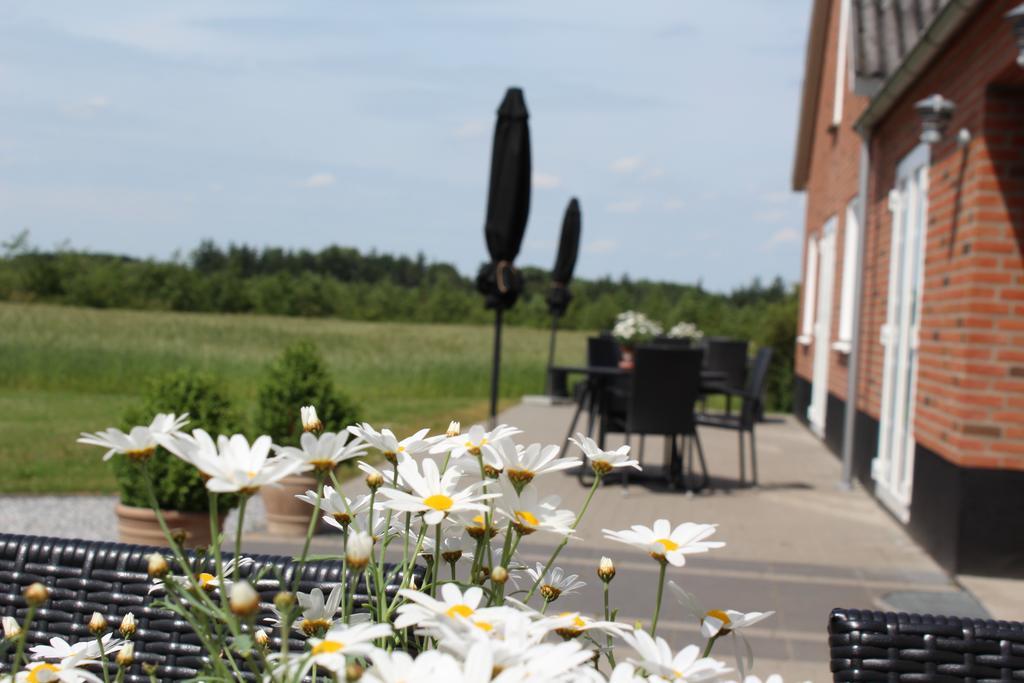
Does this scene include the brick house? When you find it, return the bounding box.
[791,0,1024,577]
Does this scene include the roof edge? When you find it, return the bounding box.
[792,0,832,191]
[853,0,983,134]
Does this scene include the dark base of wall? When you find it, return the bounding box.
[789,373,1024,578]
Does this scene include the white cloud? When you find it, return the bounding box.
[663,198,684,211]
[607,199,642,214]
[642,167,665,180]
[763,227,800,249]
[302,172,336,188]
[62,95,110,117]
[609,156,643,173]
[454,119,487,139]
[532,172,561,189]
[584,239,618,254]
[753,209,786,223]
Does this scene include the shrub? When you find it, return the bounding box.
[116,370,242,512]
[255,340,358,447]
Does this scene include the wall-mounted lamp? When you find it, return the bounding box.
[915,94,955,144]
[957,128,972,148]
[1008,4,1024,68]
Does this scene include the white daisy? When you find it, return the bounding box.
[493,640,598,683]
[276,430,369,473]
[570,433,640,475]
[429,423,521,463]
[348,423,433,463]
[497,441,580,489]
[148,557,253,594]
[15,658,104,683]
[602,520,724,566]
[161,431,307,493]
[525,563,586,602]
[30,633,126,663]
[78,413,188,461]
[376,457,498,525]
[306,621,393,671]
[669,582,774,678]
[393,582,486,630]
[622,630,730,682]
[295,486,370,530]
[363,649,484,683]
[300,405,323,432]
[548,612,633,639]
[266,584,343,637]
[494,482,576,537]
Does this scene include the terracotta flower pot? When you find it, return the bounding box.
[116,503,223,548]
[261,473,328,536]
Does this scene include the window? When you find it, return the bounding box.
[831,0,850,128]
[834,197,860,352]
[798,235,819,345]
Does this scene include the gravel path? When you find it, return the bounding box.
[0,494,267,541]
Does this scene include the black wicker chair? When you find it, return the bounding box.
[829,607,1024,682]
[0,533,421,681]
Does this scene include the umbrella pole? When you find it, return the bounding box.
[489,307,504,427]
[545,313,560,395]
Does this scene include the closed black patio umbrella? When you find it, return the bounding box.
[475,87,531,423]
[544,198,581,393]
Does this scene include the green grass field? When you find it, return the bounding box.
[0,302,588,494]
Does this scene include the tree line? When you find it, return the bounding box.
[0,232,797,409]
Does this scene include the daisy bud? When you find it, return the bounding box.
[119,612,137,638]
[88,611,107,635]
[598,556,616,583]
[539,584,562,602]
[116,642,135,668]
[446,420,461,437]
[146,553,169,578]
[490,566,509,585]
[483,465,501,479]
[170,528,188,547]
[273,591,296,612]
[2,616,21,640]
[365,472,384,491]
[142,663,159,677]
[346,663,364,681]
[346,531,373,571]
[23,582,50,606]
[301,405,323,433]
[229,581,260,617]
[254,628,270,648]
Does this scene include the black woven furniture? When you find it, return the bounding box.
[829,607,1024,682]
[697,347,773,487]
[561,336,624,452]
[701,338,749,416]
[0,533,421,681]
[601,346,709,492]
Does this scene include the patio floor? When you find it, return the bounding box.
[238,402,992,681]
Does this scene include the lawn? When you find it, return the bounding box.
[0,302,588,494]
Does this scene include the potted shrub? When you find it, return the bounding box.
[611,310,663,368]
[113,370,241,547]
[255,340,358,535]
[666,320,704,347]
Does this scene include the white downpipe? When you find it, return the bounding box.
[840,133,871,489]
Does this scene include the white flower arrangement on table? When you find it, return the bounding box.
[1,411,787,682]
[611,310,664,347]
[667,320,705,341]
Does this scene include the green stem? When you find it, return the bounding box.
[431,523,442,598]
[449,560,458,581]
[603,582,616,668]
[650,561,667,635]
[524,474,602,602]
[233,493,249,582]
[10,604,37,680]
[290,473,325,592]
[702,634,720,658]
[96,633,111,683]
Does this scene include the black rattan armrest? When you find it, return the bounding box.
[829,607,1024,682]
[0,533,422,681]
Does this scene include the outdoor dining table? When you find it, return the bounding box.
[553,364,727,460]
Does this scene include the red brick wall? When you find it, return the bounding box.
[858,1,1024,470]
[796,0,867,402]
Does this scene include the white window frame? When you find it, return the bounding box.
[833,197,860,352]
[798,232,820,345]
[831,0,850,128]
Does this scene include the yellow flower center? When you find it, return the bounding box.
[27,663,60,683]
[515,510,539,527]
[465,438,487,456]
[301,618,331,636]
[705,609,731,625]
[197,572,216,589]
[445,604,474,619]
[125,447,156,462]
[311,640,344,655]
[246,470,258,479]
[398,445,406,452]
[310,459,334,472]
[424,494,453,511]
[474,620,493,632]
[655,538,680,552]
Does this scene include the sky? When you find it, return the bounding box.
[0,2,810,292]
